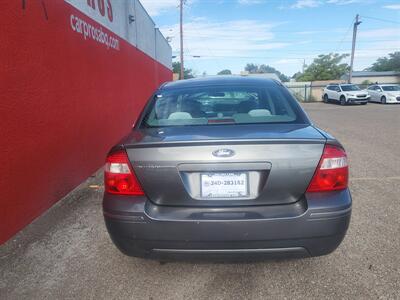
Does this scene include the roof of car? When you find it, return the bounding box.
[161,76,282,90]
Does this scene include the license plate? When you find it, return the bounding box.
[200,172,249,199]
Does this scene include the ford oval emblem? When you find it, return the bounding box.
[212,149,235,158]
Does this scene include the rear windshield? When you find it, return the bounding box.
[341,85,361,91]
[142,85,308,127]
[382,85,400,91]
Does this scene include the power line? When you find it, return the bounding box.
[183,46,200,74]
[176,55,307,59]
[360,15,400,25]
[335,16,355,53]
[165,34,400,44]
[184,10,225,72]
[172,47,397,56]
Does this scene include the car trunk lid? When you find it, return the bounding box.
[125,124,326,207]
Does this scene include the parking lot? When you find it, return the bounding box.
[1,102,399,299]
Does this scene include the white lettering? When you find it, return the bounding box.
[68,14,120,51]
[70,14,76,31]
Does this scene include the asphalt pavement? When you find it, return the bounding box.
[1,102,399,299]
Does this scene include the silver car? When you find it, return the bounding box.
[103,76,351,260]
[367,84,400,104]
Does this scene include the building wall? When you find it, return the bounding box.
[0,0,172,244]
[156,29,173,70]
[352,76,400,84]
[134,0,156,59]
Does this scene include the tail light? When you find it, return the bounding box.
[104,150,144,195]
[306,144,349,193]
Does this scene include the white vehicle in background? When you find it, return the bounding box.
[323,83,370,105]
[367,84,400,104]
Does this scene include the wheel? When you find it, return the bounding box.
[323,94,329,103]
[361,102,367,105]
[381,96,386,104]
[340,96,346,106]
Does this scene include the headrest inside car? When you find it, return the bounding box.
[248,109,271,117]
[168,112,193,119]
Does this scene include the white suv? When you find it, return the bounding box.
[367,84,400,104]
[323,84,370,105]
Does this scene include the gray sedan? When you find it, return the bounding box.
[103,76,351,260]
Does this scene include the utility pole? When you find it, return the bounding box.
[349,14,362,83]
[179,0,184,80]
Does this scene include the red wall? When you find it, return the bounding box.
[0,1,172,244]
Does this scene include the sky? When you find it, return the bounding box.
[140,0,400,77]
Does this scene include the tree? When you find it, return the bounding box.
[244,63,259,74]
[292,71,302,80]
[244,63,289,82]
[259,65,289,82]
[360,79,372,89]
[367,52,400,72]
[296,53,350,81]
[172,62,195,79]
[217,69,232,75]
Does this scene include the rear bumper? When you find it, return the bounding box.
[103,189,351,260]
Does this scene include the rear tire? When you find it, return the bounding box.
[340,96,346,106]
[323,94,329,103]
[381,96,386,104]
